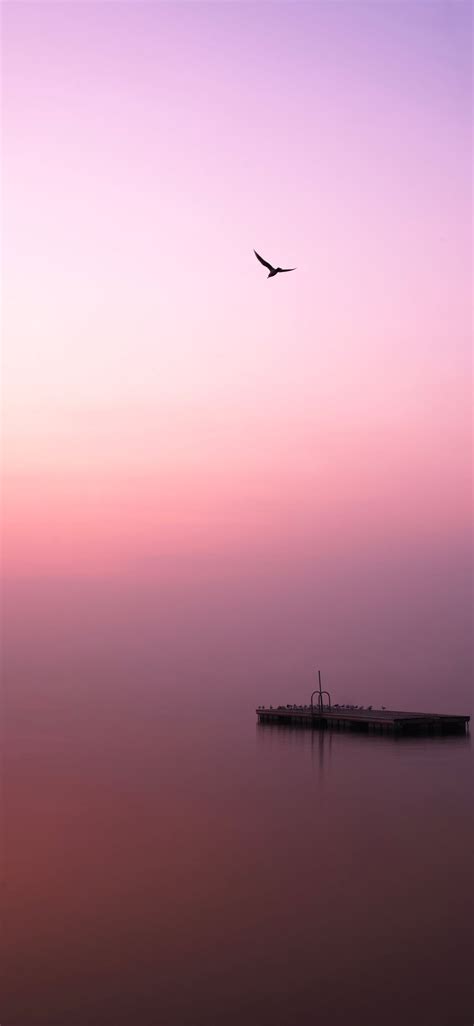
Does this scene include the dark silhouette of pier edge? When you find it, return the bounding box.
[257,671,470,736]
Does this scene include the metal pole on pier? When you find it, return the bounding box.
[310,669,323,720]
[310,669,331,722]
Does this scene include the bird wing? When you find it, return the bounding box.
[254,249,275,272]
[278,267,296,273]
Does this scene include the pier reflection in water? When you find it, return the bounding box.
[257,717,334,775]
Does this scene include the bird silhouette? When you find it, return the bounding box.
[254,249,296,278]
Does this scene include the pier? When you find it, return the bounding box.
[257,673,469,735]
[256,705,470,735]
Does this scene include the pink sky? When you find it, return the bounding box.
[2,2,472,708]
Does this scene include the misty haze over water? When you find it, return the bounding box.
[2,575,472,1025]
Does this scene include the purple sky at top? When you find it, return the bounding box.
[2,2,472,709]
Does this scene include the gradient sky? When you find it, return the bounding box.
[2,1,472,710]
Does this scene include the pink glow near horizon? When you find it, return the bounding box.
[2,2,472,706]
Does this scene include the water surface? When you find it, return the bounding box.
[3,677,471,1026]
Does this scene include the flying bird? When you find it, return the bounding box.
[254,249,296,278]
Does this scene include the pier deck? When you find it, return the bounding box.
[256,706,470,735]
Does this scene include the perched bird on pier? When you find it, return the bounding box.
[254,249,296,278]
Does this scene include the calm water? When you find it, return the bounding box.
[2,669,472,1026]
